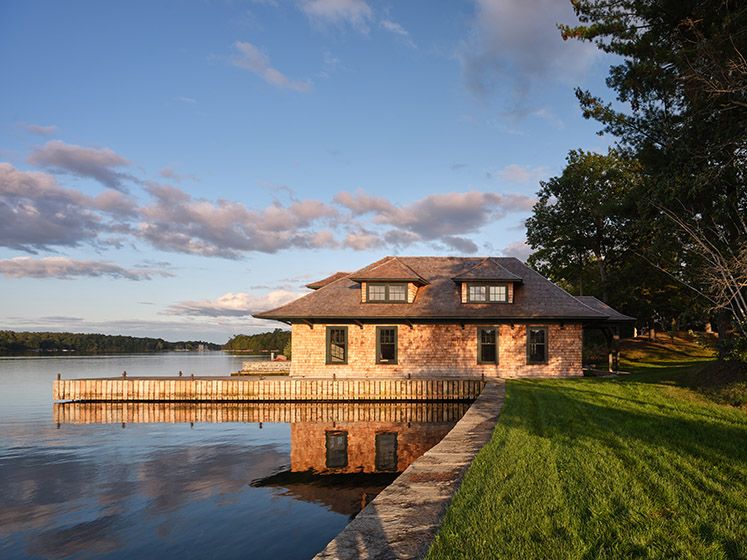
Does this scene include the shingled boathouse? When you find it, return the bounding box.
[254,256,633,378]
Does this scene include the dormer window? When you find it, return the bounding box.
[367,283,407,302]
[467,283,509,303]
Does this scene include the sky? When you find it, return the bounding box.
[0,0,615,343]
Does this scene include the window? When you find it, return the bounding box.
[325,430,348,468]
[376,326,398,364]
[468,285,487,302]
[527,326,548,364]
[467,283,509,302]
[375,432,398,471]
[367,283,407,302]
[488,285,508,302]
[477,327,498,364]
[326,326,348,364]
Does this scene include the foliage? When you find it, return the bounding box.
[558,0,747,348]
[526,149,637,301]
[282,338,292,360]
[0,330,221,355]
[526,149,698,327]
[428,361,747,559]
[224,329,290,355]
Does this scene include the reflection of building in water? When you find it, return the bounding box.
[52,401,469,518]
[291,418,456,474]
[253,404,468,517]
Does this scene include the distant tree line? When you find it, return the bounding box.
[0,330,222,355]
[224,329,291,358]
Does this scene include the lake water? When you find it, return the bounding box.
[0,353,468,559]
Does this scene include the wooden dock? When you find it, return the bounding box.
[52,401,472,425]
[53,376,485,403]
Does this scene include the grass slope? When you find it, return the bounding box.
[427,340,747,559]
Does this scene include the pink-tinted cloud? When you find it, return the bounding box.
[165,290,302,317]
[0,256,172,280]
[0,163,131,252]
[137,182,339,257]
[28,140,135,190]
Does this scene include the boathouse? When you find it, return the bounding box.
[254,256,632,378]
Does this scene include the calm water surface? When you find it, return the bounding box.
[0,353,467,559]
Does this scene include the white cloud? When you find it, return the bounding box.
[495,164,548,184]
[0,256,172,280]
[232,41,312,92]
[502,239,532,262]
[299,0,373,31]
[22,123,59,136]
[460,0,598,101]
[166,290,303,317]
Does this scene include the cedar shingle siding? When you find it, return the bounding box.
[255,256,628,378]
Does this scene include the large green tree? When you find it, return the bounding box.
[560,0,747,350]
[526,149,636,301]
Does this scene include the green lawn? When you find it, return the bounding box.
[427,353,747,559]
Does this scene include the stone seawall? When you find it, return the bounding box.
[314,379,505,560]
[53,377,485,403]
[235,361,291,375]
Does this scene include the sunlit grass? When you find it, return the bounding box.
[428,349,747,559]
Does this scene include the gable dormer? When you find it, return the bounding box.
[452,258,523,304]
[349,257,428,303]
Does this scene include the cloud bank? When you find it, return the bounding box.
[166,290,302,317]
[0,256,172,280]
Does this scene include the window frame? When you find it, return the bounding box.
[466,282,509,303]
[376,326,398,364]
[477,326,499,364]
[366,282,408,303]
[526,325,549,365]
[325,326,348,365]
[325,430,348,469]
[375,432,398,472]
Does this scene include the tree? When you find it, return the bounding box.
[526,149,638,301]
[561,0,747,355]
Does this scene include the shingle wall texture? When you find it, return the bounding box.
[290,322,582,378]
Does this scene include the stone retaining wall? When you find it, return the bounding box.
[238,361,291,375]
[314,379,505,560]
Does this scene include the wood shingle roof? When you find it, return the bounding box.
[255,256,611,321]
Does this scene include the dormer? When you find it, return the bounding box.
[349,257,428,303]
[452,258,523,304]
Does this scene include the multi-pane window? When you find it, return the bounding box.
[375,432,398,471]
[387,284,407,301]
[468,285,487,302]
[368,284,387,301]
[477,327,498,364]
[376,326,398,364]
[368,283,407,302]
[467,283,509,302]
[326,326,348,364]
[527,326,548,364]
[488,285,508,302]
[325,430,348,469]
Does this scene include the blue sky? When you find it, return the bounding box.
[0,0,614,342]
